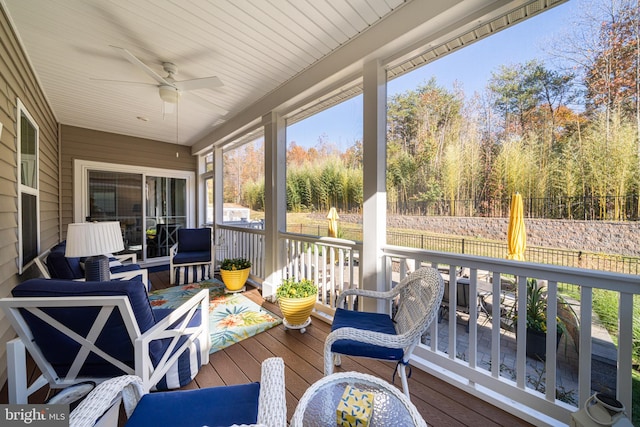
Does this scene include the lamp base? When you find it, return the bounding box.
[85,255,110,281]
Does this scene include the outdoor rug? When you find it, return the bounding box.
[148,279,282,354]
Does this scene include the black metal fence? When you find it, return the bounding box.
[390,195,640,221]
[288,223,640,275]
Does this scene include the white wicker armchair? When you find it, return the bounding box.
[324,267,444,397]
[70,357,287,427]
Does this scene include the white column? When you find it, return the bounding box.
[262,112,286,299]
[361,60,387,313]
[213,146,224,267]
[214,146,224,226]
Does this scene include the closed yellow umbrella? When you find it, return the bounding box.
[507,193,526,261]
[327,207,339,238]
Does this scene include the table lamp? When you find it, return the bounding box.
[65,221,124,281]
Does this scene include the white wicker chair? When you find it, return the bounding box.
[324,267,444,397]
[69,357,287,427]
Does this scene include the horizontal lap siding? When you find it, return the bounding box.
[0,5,59,387]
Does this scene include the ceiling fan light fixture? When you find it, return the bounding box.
[159,85,179,104]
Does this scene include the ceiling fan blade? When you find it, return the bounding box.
[182,92,228,116]
[109,45,168,85]
[174,76,223,91]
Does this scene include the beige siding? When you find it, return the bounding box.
[60,125,197,235]
[0,6,60,387]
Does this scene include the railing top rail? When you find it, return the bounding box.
[280,231,363,251]
[216,223,266,235]
[384,244,640,294]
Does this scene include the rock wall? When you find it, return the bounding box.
[336,214,640,257]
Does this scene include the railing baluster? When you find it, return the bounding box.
[578,286,593,407]
[515,275,527,390]
[545,280,558,402]
[490,271,501,379]
[618,292,633,419]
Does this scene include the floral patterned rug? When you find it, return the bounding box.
[148,279,282,354]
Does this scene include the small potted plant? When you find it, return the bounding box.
[219,257,252,292]
[276,278,318,332]
[514,278,566,360]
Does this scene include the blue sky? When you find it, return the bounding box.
[287,0,577,150]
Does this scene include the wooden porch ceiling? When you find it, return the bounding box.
[0,269,533,426]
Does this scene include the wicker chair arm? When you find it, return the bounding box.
[257,357,287,427]
[336,287,400,308]
[69,375,145,427]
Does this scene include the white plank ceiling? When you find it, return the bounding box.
[3,0,405,146]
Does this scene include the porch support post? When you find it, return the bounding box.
[212,146,224,267]
[361,59,387,313]
[262,111,286,300]
[214,146,224,226]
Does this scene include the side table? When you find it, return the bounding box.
[291,372,427,427]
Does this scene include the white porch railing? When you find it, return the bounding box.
[214,227,362,316]
[215,224,266,280]
[214,226,637,426]
[281,232,362,318]
[383,245,638,426]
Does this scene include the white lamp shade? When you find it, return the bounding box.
[65,221,124,257]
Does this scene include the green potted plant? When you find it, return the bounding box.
[276,278,318,330]
[515,278,566,360]
[219,257,252,292]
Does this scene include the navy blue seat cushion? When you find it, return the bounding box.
[177,228,211,253]
[125,382,260,427]
[331,308,404,361]
[11,279,160,377]
[173,250,211,265]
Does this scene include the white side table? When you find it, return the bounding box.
[291,372,427,427]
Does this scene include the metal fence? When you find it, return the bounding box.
[390,195,640,221]
[288,223,640,275]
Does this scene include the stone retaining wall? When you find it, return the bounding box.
[336,214,640,257]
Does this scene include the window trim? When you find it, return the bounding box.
[17,98,40,273]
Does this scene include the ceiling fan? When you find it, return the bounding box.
[95,45,228,116]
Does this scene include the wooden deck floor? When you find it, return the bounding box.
[1,269,533,426]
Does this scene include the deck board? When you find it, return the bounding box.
[0,268,533,426]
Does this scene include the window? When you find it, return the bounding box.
[223,137,264,223]
[17,99,39,272]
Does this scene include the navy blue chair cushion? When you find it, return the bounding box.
[330,308,404,361]
[46,249,84,280]
[177,228,211,253]
[173,250,211,265]
[124,382,260,427]
[11,279,161,377]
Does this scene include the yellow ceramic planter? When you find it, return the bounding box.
[220,268,250,291]
[278,294,316,326]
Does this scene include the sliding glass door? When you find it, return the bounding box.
[88,170,144,255]
[145,176,187,258]
[76,160,195,263]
